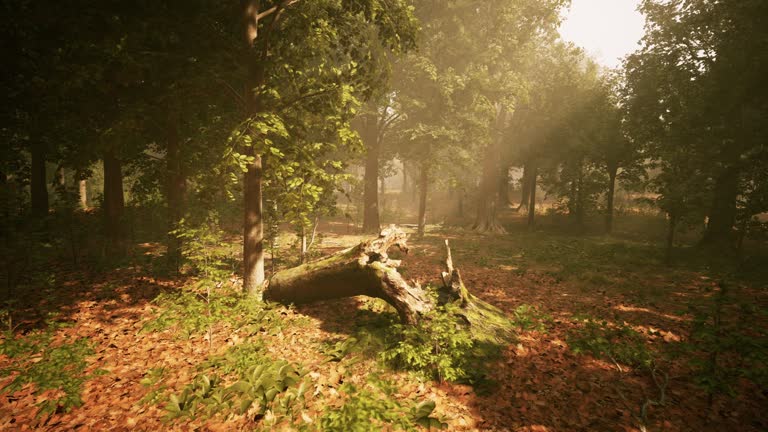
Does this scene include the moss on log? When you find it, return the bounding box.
[264,226,514,343]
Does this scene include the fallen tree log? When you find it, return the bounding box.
[264,226,513,342]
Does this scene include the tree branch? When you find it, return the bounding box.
[255,0,301,21]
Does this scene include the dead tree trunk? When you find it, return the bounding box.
[265,226,513,342]
[266,226,430,324]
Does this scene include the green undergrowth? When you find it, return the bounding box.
[323,298,504,387]
[0,319,103,416]
[141,287,307,341]
[319,374,446,431]
[682,282,768,403]
[568,316,653,368]
[511,304,551,332]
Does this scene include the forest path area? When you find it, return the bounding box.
[1,218,766,431]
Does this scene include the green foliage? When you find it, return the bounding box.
[685,283,768,403]
[164,355,304,422]
[142,289,279,340]
[568,317,653,368]
[171,214,235,280]
[0,321,99,416]
[380,305,475,382]
[138,367,167,407]
[511,304,551,332]
[319,375,446,431]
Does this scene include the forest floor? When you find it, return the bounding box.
[1,213,766,431]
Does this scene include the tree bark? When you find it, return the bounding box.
[361,113,381,233]
[267,226,430,324]
[380,175,386,216]
[473,106,507,234]
[243,152,265,294]
[498,164,512,208]
[78,180,88,209]
[575,161,584,228]
[606,164,617,234]
[527,164,537,229]
[30,143,48,217]
[417,164,428,237]
[56,166,66,187]
[401,166,407,197]
[103,148,125,251]
[242,0,272,295]
[517,163,530,213]
[166,114,186,268]
[665,214,677,265]
[265,226,514,342]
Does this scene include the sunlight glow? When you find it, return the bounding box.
[559,0,646,69]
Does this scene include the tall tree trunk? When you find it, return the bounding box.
[380,175,386,216]
[498,164,511,208]
[400,166,408,211]
[361,113,381,233]
[473,107,507,234]
[606,164,618,234]
[243,151,265,294]
[402,166,407,196]
[166,114,186,269]
[79,180,88,209]
[701,167,739,248]
[417,164,428,237]
[517,163,530,212]
[0,170,8,221]
[527,165,537,229]
[30,143,48,217]
[242,1,273,295]
[457,187,464,218]
[103,148,125,252]
[575,162,584,228]
[56,166,66,187]
[665,213,677,265]
[300,224,307,264]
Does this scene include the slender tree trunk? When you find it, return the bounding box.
[56,166,66,187]
[736,214,748,255]
[79,180,88,209]
[30,143,48,217]
[400,166,408,211]
[103,148,125,252]
[417,164,428,237]
[166,114,186,269]
[665,214,677,265]
[473,105,507,233]
[457,187,464,218]
[701,167,739,248]
[517,163,530,212]
[606,165,617,234]
[242,1,273,295]
[0,170,8,221]
[401,167,407,196]
[498,164,511,208]
[380,175,386,216]
[575,162,584,228]
[527,165,537,229]
[243,151,265,294]
[361,113,381,233]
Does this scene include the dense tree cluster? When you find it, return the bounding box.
[2,0,766,298]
